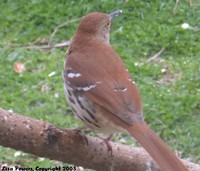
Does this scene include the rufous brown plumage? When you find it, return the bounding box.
[63,10,188,171]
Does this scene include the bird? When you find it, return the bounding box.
[63,10,188,171]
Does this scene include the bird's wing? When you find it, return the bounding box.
[85,77,143,125]
[64,48,143,125]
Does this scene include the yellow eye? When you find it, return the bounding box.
[106,22,110,27]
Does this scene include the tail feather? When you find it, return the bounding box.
[127,123,188,171]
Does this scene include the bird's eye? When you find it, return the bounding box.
[106,22,110,27]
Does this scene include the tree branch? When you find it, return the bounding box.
[146,48,165,63]
[0,41,70,50]
[48,18,81,45]
[0,108,199,171]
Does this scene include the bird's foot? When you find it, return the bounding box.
[98,134,113,155]
[71,125,89,145]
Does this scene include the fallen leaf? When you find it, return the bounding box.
[34,38,49,44]
[40,84,49,93]
[13,62,25,73]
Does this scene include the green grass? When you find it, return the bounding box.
[0,0,199,168]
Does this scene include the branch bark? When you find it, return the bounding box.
[0,108,199,171]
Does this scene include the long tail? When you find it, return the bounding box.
[126,122,188,171]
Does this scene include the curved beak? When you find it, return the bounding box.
[109,10,122,19]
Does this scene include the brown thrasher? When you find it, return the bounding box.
[63,10,188,171]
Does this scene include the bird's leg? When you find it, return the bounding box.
[98,134,113,155]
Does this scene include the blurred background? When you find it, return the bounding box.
[0,0,199,169]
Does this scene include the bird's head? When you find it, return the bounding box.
[76,10,122,43]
